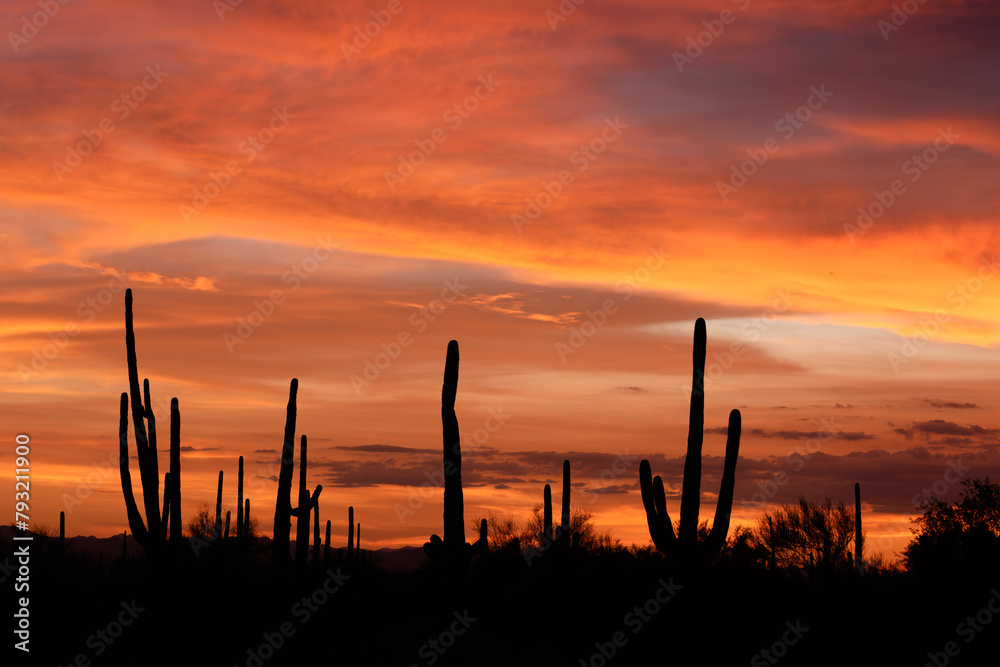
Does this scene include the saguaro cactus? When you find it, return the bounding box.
[560,460,571,546]
[215,471,224,540]
[59,511,65,557]
[347,506,355,564]
[855,482,864,576]
[272,379,298,569]
[639,318,742,563]
[424,340,487,566]
[292,435,322,567]
[237,456,244,547]
[540,484,553,547]
[119,289,182,560]
[324,520,331,564]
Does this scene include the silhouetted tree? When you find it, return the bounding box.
[750,496,856,572]
[903,477,1000,577]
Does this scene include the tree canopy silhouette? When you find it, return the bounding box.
[903,476,1000,577]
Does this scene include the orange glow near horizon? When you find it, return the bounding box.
[2,0,998,563]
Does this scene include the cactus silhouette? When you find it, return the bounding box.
[312,498,321,564]
[855,482,864,576]
[119,289,182,560]
[537,461,570,555]
[59,511,65,558]
[236,456,244,547]
[272,379,298,569]
[348,506,355,565]
[325,519,332,564]
[639,318,742,563]
[292,435,322,567]
[560,460,571,547]
[424,340,487,567]
[540,484,553,547]
[215,470,224,540]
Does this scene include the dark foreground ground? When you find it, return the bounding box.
[4,541,1000,667]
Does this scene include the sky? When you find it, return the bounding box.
[1,0,998,561]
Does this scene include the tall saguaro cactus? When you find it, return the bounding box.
[272,378,298,569]
[639,318,742,563]
[855,482,864,576]
[236,456,244,547]
[119,289,182,560]
[559,459,571,546]
[424,340,487,566]
[347,506,355,564]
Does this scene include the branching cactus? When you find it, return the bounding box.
[291,435,322,567]
[537,460,570,555]
[119,289,182,561]
[639,318,742,563]
[424,341,487,567]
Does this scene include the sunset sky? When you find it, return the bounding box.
[2,0,998,561]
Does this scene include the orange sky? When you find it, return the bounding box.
[2,0,999,561]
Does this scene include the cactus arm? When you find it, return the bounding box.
[704,409,742,556]
[639,460,676,552]
[119,392,149,546]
